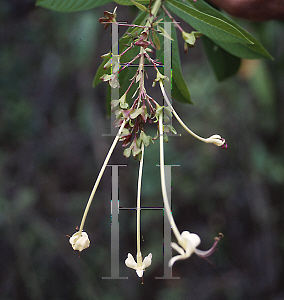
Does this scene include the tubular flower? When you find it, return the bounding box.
[158,79,227,149]
[125,144,153,277]
[69,231,90,252]
[169,232,223,267]
[169,231,201,267]
[125,252,152,277]
[205,135,228,149]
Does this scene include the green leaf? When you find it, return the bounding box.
[114,0,149,5]
[213,39,273,60]
[155,13,191,104]
[166,0,252,44]
[152,30,161,50]
[202,36,241,81]
[157,25,174,41]
[36,0,113,12]
[171,25,192,104]
[185,0,272,59]
[155,22,165,64]
[130,0,149,12]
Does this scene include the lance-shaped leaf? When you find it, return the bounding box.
[130,0,149,12]
[166,0,252,44]
[152,30,161,50]
[36,0,113,12]
[156,14,192,104]
[213,39,273,60]
[185,0,272,60]
[157,25,174,41]
[202,36,241,81]
[171,25,192,104]
[114,0,149,5]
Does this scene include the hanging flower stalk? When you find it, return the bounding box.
[158,111,223,266]
[157,71,227,149]
[69,120,126,252]
[125,143,152,278]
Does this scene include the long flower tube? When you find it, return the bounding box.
[159,112,223,267]
[159,80,227,148]
[69,119,126,252]
[137,143,144,255]
[158,112,182,242]
[125,143,152,277]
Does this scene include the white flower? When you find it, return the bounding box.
[169,231,223,267]
[205,135,227,148]
[169,231,200,267]
[125,252,152,277]
[158,80,227,149]
[69,231,90,252]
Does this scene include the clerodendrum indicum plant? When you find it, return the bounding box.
[37,0,272,278]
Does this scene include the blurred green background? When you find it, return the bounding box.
[1,1,284,299]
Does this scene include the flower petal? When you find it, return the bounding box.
[125,253,137,270]
[182,231,201,254]
[169,252,187,267]
[171,242,185,255]
[169,232,201,266]
[142,253,152,269]
[136,269,144,277]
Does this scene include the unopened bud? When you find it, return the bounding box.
[69,231,90,252]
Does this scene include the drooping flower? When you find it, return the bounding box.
[125,144,153,277]
[169,231,200,266]
[206,135,228,148]
[158,110,223,267]
[182,31,203,52]
[125,252,152,277]
[169,232,223,267]
[158,79,227,149]
[69,231,90,252]
[68,120,127,252]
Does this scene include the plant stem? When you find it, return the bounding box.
[144,0,163,34]
[162,4,184,33]
[138,48,145,99]
[78,119,126,234]
[159,112,181,242]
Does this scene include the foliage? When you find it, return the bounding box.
[36,0,272,107]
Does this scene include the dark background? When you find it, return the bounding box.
[1,1,284,299]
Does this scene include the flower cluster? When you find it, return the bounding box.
[69,5,224,278]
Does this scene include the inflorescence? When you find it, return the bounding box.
[69,4,225,278]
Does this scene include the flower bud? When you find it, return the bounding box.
[182,31,203,49]
[206,135,227,148]
[182,31,196,47]
[101,52,111,59]
[152,69,169,87]
[69,231,90,252]
[103,59,112,70]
